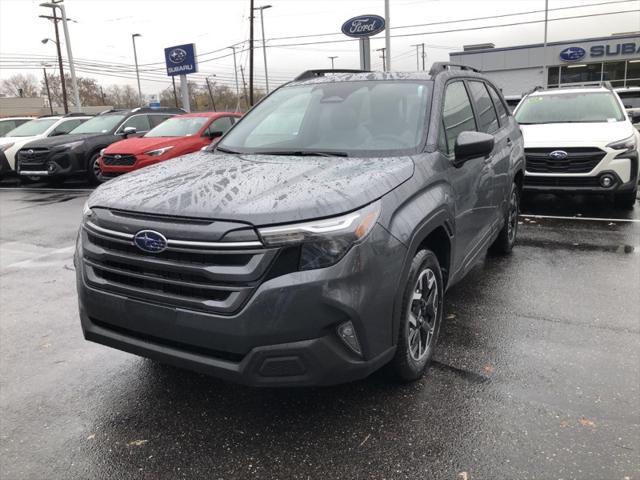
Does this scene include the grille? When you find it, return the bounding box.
[525,147,605,173]
[17,148,50,164]
[102,154,136,166]
[524,176,603,188]
[81,217,279,315]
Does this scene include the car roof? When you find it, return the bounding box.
[175,112,240,118]
[528,87,613,96]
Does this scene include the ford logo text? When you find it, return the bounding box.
[341,14,386,38]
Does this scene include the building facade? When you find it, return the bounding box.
[449,34,640,97]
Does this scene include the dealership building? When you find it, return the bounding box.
[449,33,640,97]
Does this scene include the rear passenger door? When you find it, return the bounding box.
[440,81,495,272]
[467,80,508,224]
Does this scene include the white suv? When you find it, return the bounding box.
[0,114,91,178]
[514,86,640,210]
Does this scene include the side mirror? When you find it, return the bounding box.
[453,131,494,167]
[207,130,224,140]
[122,126,137,137]
[50,131,67,136]
[630,111,640,124]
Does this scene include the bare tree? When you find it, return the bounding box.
[1,74,40,97]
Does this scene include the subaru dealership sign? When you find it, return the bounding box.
[341,14,385,38]
[164,43,198,76]
[559,47,586,62]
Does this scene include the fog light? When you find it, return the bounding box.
[337,321,362,356]
[600,174,614,187]
[47,162,56,172]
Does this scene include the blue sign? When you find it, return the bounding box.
[559,46,586,62]
[341,14,385,38]
[164,43,198,76]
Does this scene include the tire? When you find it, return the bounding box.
[613,189,637,210]
[86,152,106,185]
[490,182,520,254]
[390,249,444,382]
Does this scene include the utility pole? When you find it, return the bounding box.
[411,43,425,70]
[41,1,81,110]
[42,67,54,114]
[376,48,386,71]
[40,13,68,113]
[384,0,391,71]
[239,66,249,107]
[249,0,255,106]
[99,85,105,104]
[542,0,549,88]
[328,56,338,69]
[421,44,426,71]
[171,77,178,107]
[230,46,241,112]
[253,5,272,93]
[132,33,143,106]
[205,76,217,111]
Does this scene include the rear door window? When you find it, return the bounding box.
[207,116,234,135]
[49,118,87,136]
[468,81,499,134]
[487,85,509,125]
[441,81,477,154]
[149,114,174,128]
[119,114,151,133]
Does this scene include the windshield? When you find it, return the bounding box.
[145,116,209,138]
[218,80,431,156]
[70,114,126,134]
[515,92,624,124]
[5,118,58,137]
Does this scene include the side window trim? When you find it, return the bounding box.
[467,80,500,134]
[486,82,511,128]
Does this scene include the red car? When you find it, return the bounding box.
[99,111,241,179]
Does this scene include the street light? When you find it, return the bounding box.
[132,33,143,106]
[40,1,81,110]
[328,56,338,69]
[41,36,68,113]
[253,5,272,93]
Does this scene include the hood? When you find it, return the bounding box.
[24,132,104,148]
[105,136,185,155]
[88,152,414,225]
[521,121,634,146]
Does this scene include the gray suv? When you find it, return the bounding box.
[76,64,525,386]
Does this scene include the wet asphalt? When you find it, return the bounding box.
[0,181,638,480]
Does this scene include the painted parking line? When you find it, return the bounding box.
[519,214,640,223]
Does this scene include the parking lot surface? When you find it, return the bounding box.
[1,185,639,480]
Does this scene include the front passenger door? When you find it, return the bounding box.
[440,81,494,273]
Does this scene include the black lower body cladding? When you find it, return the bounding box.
[76,223,407,386]
[17,149,87,178]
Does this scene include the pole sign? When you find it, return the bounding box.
[164,43,198,76]
[341,15,386,38]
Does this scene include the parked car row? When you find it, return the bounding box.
[0,108,240,185]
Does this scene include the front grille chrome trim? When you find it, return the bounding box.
[84,221,263,249]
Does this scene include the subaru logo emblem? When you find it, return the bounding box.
[169,48,187,64]
[549,150,568,160]
[559,47,586,62]
[133,230,168,253]
[114,154,121,159]
[27,149,34,154]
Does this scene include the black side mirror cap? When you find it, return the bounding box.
[207,130,224,139]
[453,131,494,167]
[630,111,640,124]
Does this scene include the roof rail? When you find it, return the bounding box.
[62,112,93,117]
[428,62,480,76]
[98,108,126,115]
[37,114,61,118]
[293,69,370,82]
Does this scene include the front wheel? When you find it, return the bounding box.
[390,249,444,382]
[86,152,106,185]
[490,182,520,254]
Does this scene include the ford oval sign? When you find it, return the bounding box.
[559,47,586,62]
[134,230,168,253]
[341,14,385,38]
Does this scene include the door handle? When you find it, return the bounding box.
[506,137,513,146]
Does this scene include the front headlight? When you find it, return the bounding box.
[57,140,84,151]
[607,135,637,158]
[144,146,174,157]
[0,142,14,152]
[99,148,106,156]
[258,201,381,270]
[82,201,93,221]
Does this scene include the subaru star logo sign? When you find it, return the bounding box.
[164,43,198,76]
[341,14,386,38]
[134,230,168,253]
[549,150,569,160]
[169,48,187,64]
[559,46,586,62]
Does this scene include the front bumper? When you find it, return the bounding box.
[77,223,406,386]
[17,148,87,178]
[0,151,11,176]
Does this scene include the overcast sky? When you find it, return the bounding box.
[0,0,639,96]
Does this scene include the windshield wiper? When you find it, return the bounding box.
[256,150,349,157]
[215,146,242,154]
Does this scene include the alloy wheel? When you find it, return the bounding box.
[408,268,438,361]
